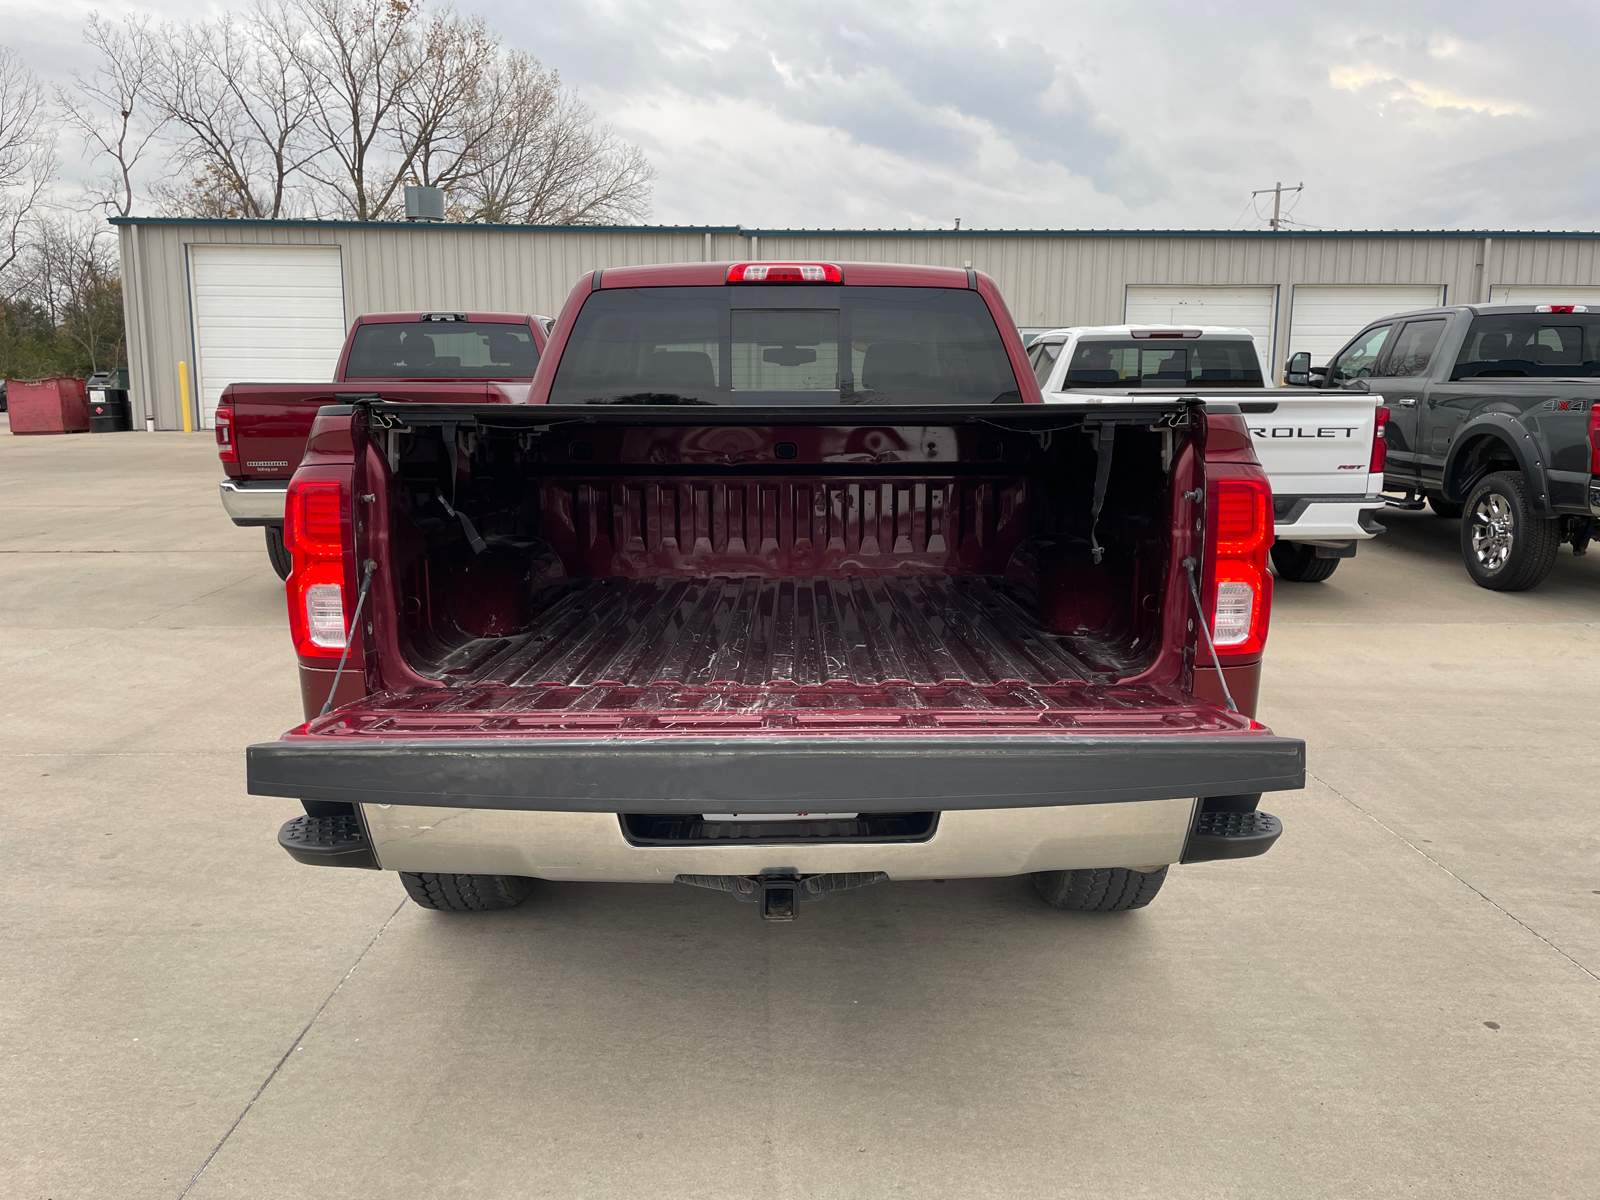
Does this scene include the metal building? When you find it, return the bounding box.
[112,216,1600,430]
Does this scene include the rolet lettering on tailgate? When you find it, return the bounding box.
[1248,426,1359,438]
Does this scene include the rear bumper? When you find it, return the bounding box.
[359,798,1206,881]
[219,479,287,526]
[1273,493,1386,542]
[245,733,1305,814]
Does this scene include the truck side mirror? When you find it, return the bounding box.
[1285,351,1312,387]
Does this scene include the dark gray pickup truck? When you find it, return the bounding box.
[1288,304,1600,590]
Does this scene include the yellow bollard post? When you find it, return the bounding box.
[179,361,193,433]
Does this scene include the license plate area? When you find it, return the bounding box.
[620,811,938,845]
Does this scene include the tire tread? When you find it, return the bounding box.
[1032,866,1168,912]
[400,872,531,912]
[1270,541,1340,583]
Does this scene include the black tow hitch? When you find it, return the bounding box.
[675,870,889,920]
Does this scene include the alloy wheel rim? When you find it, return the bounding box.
[1469,494,1515,572]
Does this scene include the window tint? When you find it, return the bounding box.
[345,322,538,379]
[1452,314,1600,379]
[1030,340,1062,386]
[1330,325,1392,382]
[549,286,1021,405]
[1061,339,1262,387]
[732,310,839,390]
[1377,319,1446,377]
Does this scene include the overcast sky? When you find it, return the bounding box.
[10,0,1597,230]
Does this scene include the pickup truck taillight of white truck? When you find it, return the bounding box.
[1028,324,1386,582]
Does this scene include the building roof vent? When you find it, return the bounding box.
[404,186,445,222]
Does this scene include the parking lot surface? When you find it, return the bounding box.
[4,423,1598,1199]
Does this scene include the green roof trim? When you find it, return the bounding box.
[106,217,1600,240]
[107,216,745,234]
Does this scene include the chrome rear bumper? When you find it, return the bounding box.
[219,479,287,526]
[360,799,1200,882]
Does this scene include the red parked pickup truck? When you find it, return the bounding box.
[216,311,550,577]
[247,262,1304,922]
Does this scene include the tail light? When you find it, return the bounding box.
[1208,474,1273,658]
[1590,403,1600,475]
[284,477,349,659]
[1370,405,1389,473]
[215,403,236,463]
[1535,304,1588,313]
[727,263,843,283]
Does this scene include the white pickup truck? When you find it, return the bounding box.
[1027,324,1387,581]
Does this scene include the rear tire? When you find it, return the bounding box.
[265,526,292,580]
[1270,541,1340,583]
[1032,866,1167,912]
[400,872,532,912]
[1425,491,1463,519]
[1461,472,1559,591]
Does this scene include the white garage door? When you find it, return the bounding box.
[188,245,347,428]
[1288,285,1443,366]
[1489,285,1600,306]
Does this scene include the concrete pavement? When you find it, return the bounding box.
[3,422,1596,1199]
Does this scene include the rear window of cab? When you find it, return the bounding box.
[345,322,539,379]
[548,286,1022,406]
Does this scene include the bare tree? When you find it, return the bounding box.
[455,57,654,225]
[0,47,55,281]
[389,9,500,193]
[151,12,318,219]
[275,0,423,220]
[64,0,654,225]
[15,213,123,372]
[55,13,165,216]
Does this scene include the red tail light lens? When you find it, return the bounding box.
[1207,471,1274,660]
[1214,480,1272,555]
[1590,403,1600,475]
[284,478,348,658]
[1371,405,1389,473]
[1535,304,1587,313]
[727,263,843,283]
[214,404,236,463]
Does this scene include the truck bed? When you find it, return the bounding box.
[429,572,1091,694]
[308,573,1252,738]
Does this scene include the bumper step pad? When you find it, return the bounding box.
[277,813,379,870]
[1182,809,1282,863]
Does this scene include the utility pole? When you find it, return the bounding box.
[1251,181,1303,230]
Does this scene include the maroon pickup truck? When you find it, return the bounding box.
[247,261,1304,922]
[216,311,550,577]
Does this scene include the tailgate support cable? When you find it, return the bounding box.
[438,421,487,554]
[1088,425,1116,564]
[320,559,377,718]
[1182,555,1238,714]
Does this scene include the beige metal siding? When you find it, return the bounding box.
[116,221,1600,430]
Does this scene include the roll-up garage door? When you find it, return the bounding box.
[188,245,346,428]
[1288,285,1443,366]
[1124,286,1277,365]
[1488,285,1600,306]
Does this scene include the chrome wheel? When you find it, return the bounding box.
[1469,494,1515,572]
